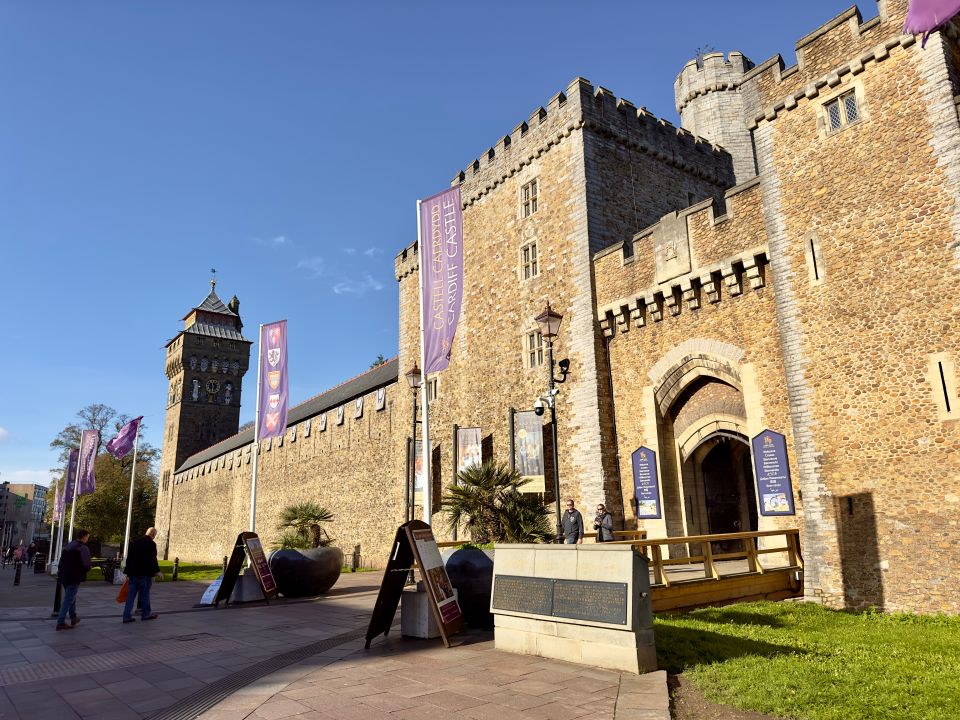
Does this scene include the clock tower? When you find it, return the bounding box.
[155,276,252,556]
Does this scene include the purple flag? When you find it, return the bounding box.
[419,186,463,374]
[904,0,960,44]
[63,449,79,506]
[106,416,142,459]
[76,429,99,497]
[257,320,289,440]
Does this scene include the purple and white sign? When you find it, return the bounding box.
[63,449,79,507]
[258,320,289,440]
[751,429,795,516]
[419,186,463,374]
[904,0,960,44]
[631,446,661,519]
[76,429,100,497]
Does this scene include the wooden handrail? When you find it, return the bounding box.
[605,528,797,546]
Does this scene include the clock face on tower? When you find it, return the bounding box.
[205,379,221,395]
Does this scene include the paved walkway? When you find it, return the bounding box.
[0,567,669,720]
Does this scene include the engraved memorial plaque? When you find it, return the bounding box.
[491,575,554,616]
[553,580,627,625]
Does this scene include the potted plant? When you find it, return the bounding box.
[441,462,552,628]
[268,502,343,597]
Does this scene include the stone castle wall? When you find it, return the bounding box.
[163,381,405,567]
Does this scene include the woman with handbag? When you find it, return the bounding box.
[593,504,614,542]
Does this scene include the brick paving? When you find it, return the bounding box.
[0,568,668,719]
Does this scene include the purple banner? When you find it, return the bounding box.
[751,429,795,516]
[63,449,79,506]
[631,447,662,519]
[76,429,100,497]
[419,186,463,374]
[904,0,960,43]
[257,320,289,440]
[106,416,142,459]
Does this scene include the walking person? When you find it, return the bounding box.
[593,504,614,542]
[26,542,37,565]
[122,527,163,623]
[56,530,92,631]
[562,499,584,544]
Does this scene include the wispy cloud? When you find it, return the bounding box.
[296,256,327,278]
[0,427,8,442]
[341,247,357,255]
[252,235,292,248]
[363,247,382,257]
[333,274,384,296]
[5,469,53,485]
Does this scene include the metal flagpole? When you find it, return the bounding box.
[416,200,432,525]
[49,478,59,567]
[249,323,264,532]
[53,474,67,567]
[68,433,84,543]
[120,423,141,567]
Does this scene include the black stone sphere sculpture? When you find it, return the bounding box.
[444,547,494,629]
[268,546,343,598]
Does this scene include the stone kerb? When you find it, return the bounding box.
[490,543,656,675]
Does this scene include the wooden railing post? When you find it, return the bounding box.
[786,530,802,568]
[703,541,719,580]
[651,544,669,587]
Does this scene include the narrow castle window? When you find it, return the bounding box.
[427,377,439,402]
[805,232,825,285]
[527,330,544,368]
[521,179,539,218]
[824,90,859,132]
[521,240,539,280]
[929,352,957,420]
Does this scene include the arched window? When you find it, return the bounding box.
[201,357,209,372]
[212,358,219,373]
[232,361,239,375]
[189,356,197,370]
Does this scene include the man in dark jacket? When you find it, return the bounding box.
[56,530,92,630]
[561,499,584,544]
[122,527,163,623]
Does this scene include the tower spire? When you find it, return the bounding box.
[210,268,217,291]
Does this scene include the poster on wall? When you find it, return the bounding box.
[456,427,482,474]
[751,429,796,516]
[513,411,545,492]
[631,446,662,519]
[414,440,424,496]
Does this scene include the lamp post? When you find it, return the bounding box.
[535,302,566,543]
[405,364,423,523]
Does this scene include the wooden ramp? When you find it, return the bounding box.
[608,529,804,613]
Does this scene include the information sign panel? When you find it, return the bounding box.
[751,429,796,516]
[631,446,661,519]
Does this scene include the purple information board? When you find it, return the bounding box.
[631,446,661,519]
[751,429,796,516]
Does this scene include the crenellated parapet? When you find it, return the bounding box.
[453,77,734,208]
[675,51,754,116]
[394,240,419,282]
[593,175,769,335]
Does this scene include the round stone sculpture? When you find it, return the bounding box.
[268,546,343,598]
[443,547,495,629]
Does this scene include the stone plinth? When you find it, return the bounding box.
[490,544,656,674]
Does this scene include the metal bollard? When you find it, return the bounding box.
[222,555,227,575]
[13,562,22,586]
[352,544,361,572]
[172,557,179,582]
[51,577,63,618]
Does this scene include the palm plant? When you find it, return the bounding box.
[274,501,334,550]
[442,461,552,543]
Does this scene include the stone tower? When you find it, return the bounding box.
[155,278,252,556]
[675,51,757,184]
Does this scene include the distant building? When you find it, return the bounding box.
[157,0,960,614]
[1,482,47,547]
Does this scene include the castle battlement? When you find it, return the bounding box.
[675,51,754,115]
[394,240,419,281]
[455,77,733,207]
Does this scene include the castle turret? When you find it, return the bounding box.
[675,52,756,184]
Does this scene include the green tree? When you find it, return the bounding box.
[46,405,159,543]
[273,502,335,550]
[442,461,553,543]
[370,354,387,369]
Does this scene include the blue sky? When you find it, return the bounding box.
[0,0,863,486]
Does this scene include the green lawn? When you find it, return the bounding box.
[156,560,222,583]
[656,602,960,720]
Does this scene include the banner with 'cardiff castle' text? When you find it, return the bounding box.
[419,186,463,374]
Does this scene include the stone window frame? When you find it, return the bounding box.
[520,178,539,218]
[426,376,440,402]
[818,81,866,138]
[928,352,958,421]
[520,239,539,280]
[524,329,545,369]
[804,231,826,286]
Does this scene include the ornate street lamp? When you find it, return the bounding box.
[535,302,567,543]
[405,365,422,523]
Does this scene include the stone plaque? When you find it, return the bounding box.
[491,575,554,616]
[553,579,627,625]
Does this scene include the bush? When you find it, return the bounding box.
[272,502,335,550]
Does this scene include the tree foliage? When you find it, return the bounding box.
[370,354,387,369]
[274,502,335,549]
[442,461,553,544]
[46,404,159,544]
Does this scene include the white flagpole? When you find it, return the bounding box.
[54,470,68,566]
[68,432,86,543]
[49,477,59,568]
[416,200,432,525]
[120,423,141,567]
[249,323,264,533]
